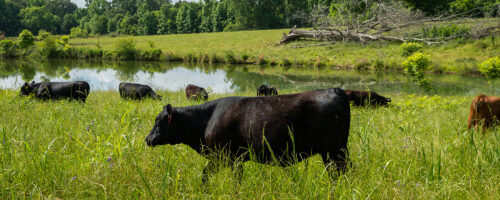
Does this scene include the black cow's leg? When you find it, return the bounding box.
[321,148,349,179]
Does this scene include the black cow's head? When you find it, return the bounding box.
[269,87,278,96]
[146,104,177,147]
[371,93,391,106]
[200,88,208,100]
[20,81,36,96]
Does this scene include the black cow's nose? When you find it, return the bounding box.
[387,98,392,102]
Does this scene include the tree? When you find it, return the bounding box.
[17,29,35,49]
[199,0,215,32]
[138,3,159,35]
[62,14,78,34]
[176,2,200,33]
[90,15,108,35]
[45,0,77,18]
[158,3,177,34]
[20,6,60,34]
[0,0,23,36]
[88,0,111,16]
[404,0,453,14]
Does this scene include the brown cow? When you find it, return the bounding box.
[185,84,208,101]
[468,95,500,132]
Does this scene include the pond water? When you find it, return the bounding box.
[0,59,498,96]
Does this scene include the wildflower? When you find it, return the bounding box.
[72,176,77,180]
[107,156,112,162]
[86,126,90,132]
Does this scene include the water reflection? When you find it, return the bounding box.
[0,59,498,96]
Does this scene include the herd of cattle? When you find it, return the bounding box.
[18,80,500,179]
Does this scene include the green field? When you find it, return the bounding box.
[69,28,500,75]
[1,89,499,199]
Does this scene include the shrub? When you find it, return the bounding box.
[17,30,35,49]
[70,27,88,38]
[402,52,432,89]
[115,38,137,60]
[224,50,236,64]
[37,30,50,41]
[0,40,18,58]
[140,48,162,61]
[401,42,423,57]
[39,37,58,58]
[420,25,470,40]
[478,57,500,79]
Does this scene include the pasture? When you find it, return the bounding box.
[69,26,500,75]
[0,89,499,199]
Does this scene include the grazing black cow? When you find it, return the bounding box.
[185,84,208,101]
[344,90,391,106]
[257,85,278,96]
[146,88,350,183]
[119,82,162,100]
[20,81,90,102]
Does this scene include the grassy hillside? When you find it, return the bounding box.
[69,28,500,75]
[1,89,499,199]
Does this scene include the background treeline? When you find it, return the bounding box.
[0,0,499,37]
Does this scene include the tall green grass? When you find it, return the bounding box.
[68,28,500,75]
[0,89,499,199]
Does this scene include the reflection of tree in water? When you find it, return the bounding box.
[19,61,36,82]
[0,61,18,78]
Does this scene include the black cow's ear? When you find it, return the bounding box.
[23,82,28,86]
[31,81,35,84]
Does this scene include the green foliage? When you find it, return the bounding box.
[39,36,58,58]
[403,53,432,89]
[478,57,500,78]
[37,29,49,41]
[0,39,18,58]
[20,6,60,34]
[70,27,88,38]
[451,0,499,17]
[421,24,470,39]
[17,29,35,49]
[140,48,162,61]
[401,42,423,57]
[115,38,137,60]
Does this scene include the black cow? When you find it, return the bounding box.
[146,88,350,183]
[119,82,162,100]
[257,85,278,96]
[185,84,208,101]
[344,90,391,106]
[20,81,90,102]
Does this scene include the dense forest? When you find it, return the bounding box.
[0,0,498,37]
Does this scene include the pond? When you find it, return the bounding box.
[0,59,498,96]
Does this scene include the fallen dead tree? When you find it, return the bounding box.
[280,25,500,45]
[279,2,500,45]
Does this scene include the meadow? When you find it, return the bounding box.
[0,88,499,199]
[68,26,500,75]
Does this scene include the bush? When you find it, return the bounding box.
[140,48,162,61]
[224,50,236,64]
[37,30,50,41]
[17,30,35,49]
[0,40,18,58]
[401,42,423,57]
[70,27,88,38]
[39,37,58,58]
[115,38,137,60]
[478,57,500,79]
[402,52,432,89]
[420,25,470,39]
